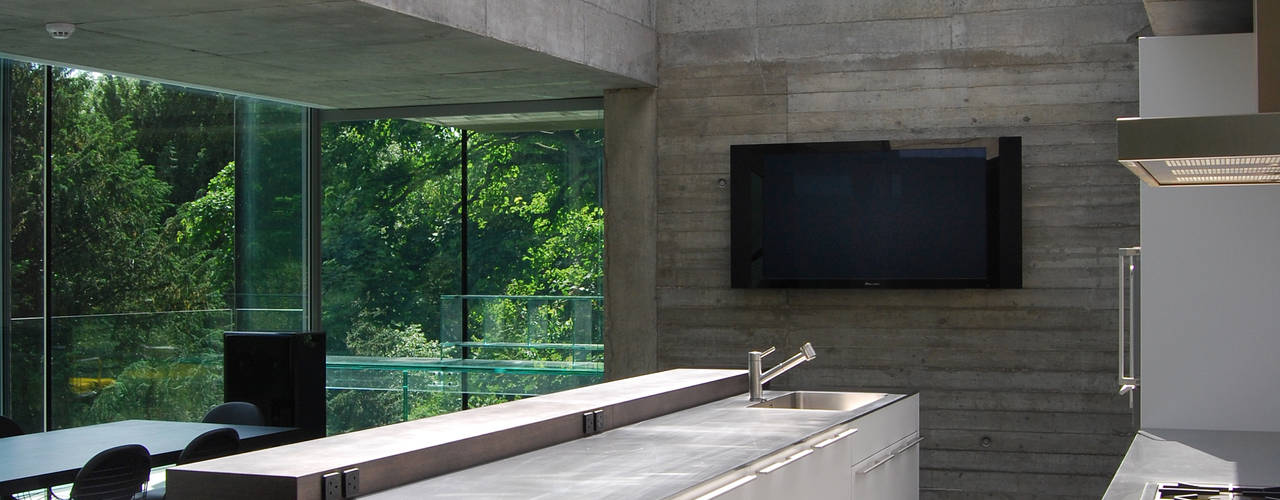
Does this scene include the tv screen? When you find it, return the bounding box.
[731,137,1021,289]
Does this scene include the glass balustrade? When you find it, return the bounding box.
[324,294,602,431]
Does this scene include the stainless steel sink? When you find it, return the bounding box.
[748,391,887,411]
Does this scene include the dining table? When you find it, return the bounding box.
[0,419,302,495]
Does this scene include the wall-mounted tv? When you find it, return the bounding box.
[731,137,1021,289]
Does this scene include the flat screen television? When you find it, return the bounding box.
[730,137,1021,289]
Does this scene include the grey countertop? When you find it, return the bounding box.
[364,391,907,500]
[170,368,750,500]
[1102,428,1280,500]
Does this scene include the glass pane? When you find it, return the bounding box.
[6,60,46,432]
[320,123,605,434]
[234,98,306,331]
[47,69,236,428]
[465,129,604,297]
[464,130,605,360]
[321,119,462,434]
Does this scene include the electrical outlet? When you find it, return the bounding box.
[593,409,607,433]
[323,472,342,500]
[343,468,360,497]
[582,412,596,434]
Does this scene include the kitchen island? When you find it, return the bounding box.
[1102,428,1280,499]
[365,390,915,499]
[167,369,917,499]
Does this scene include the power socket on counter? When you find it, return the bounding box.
[323,472,341,500]
[582,409,608,435]
[343,468,360,497]
[322,468,360,499]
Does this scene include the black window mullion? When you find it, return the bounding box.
[41,64,51,432]
[459,129,470,411]
[0,59,11,417]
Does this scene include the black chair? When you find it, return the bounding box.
[0,415,23,438]
[201,402,264,426]
[177,428,239,465]
[146,428,240,500]
[66,444,151,500]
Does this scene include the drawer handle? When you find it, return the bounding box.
[892,435,924,454]
[859,435,923,475]
[815,427,857,448]
[759,449,813,474]
[858,453,894,475]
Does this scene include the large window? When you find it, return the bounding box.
[321,120,604,434]
[0,59,308,431]
[0,57,603,436]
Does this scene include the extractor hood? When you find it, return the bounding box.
[1117,113,1280,186]
[1117,0,1280,186]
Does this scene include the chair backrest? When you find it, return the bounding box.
[0,415,23,438]
[69,444,151,500]
[202,401,265,426]
[177,428,240,465]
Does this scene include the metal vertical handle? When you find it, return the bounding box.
[1118,247,1140,397]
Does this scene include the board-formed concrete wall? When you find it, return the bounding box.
[652,1,1147,497]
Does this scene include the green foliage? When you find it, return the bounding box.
[165,162,235,307]
[7,60,605,433]
[320,120,463,357]
[7,67,239,429]
[466,130,605,296]
[320,125,605,432]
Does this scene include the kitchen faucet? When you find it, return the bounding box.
[748,342,817,402]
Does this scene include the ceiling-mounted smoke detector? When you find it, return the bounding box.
[45,23,75,40]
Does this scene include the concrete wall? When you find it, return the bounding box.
[1137,34,1280,433]
[652,1,1147,498]
[604,88,659,380]
[361,0,658,85]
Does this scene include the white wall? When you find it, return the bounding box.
[1138,33,1280,432]
[1137,34,1255,117]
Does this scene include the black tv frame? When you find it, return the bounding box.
[730,137,1022,289]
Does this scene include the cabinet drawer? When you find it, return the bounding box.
[849,394,919,464]
[851,433,921,500]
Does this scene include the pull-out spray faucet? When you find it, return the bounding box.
[748,342,817,402]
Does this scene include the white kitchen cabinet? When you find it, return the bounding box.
[852,433,921,500]
[695,394,920,500]
[749,425,856,499]
[695,475,759,500]
[848,394,920,500]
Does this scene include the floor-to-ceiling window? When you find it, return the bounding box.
[0,57,308,432]
[320,119,465,431]
[321,112,604,435]
[0,57,602,435]
[3,60,46,433]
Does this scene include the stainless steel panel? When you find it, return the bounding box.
[749,391,889,411]
[1116,113,1280,186]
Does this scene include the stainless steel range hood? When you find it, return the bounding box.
[1117,0,1280,186]
[1118,113,1280,186]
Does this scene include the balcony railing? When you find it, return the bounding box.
[323,295,604,432]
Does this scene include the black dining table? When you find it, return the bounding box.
[0,419,302,495]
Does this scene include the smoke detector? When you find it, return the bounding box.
[45,23,75,40]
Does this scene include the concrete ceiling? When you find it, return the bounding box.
[0,0,648,108]
[1143,0,1253,35]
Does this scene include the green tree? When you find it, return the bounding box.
[40,69,235,427]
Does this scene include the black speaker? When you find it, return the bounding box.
[223,331,325,438]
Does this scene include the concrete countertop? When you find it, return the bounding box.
[1103,428,1280,500]
[364,390,908,500]
[170,369,751,499]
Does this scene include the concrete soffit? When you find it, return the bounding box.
[0,0,656,109]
